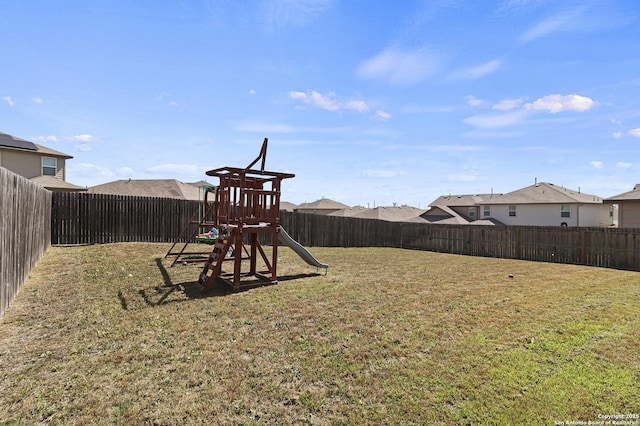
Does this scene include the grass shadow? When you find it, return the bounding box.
[124,260,325,309]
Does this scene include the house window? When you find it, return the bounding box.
[509,205,516,217]
[483,206,491,217]
[42,157,57,176]
[561,204,571,218]
[468,207,475,218]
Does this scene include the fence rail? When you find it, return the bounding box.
[49,192,640,272]
[1,167,51,317]
[51,192,201,245]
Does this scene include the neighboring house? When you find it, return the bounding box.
[349,205,428,223]
[279,201,298,212]
[427,182,613,227]
[0,131,85,192]
[88,179,210,200]
[425,194,496,225]
[605,184,640,228]
[294,198,350,215]
[327,206,370,217]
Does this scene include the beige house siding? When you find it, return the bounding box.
[618,202,640,228]
[0,149,66,180]
[1,149,42,178]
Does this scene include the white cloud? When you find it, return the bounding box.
[520,7,588,43]
[629,128,640,138]
[3,96,14,107]
[289,90,369,112]
[613,132,623,139]
[448,59,502,80]
[463,110,528,129]
[249,89,256,95]
[524,94,595,113]
[375,110,391,121]
[345,100,369,112]
[590,161,604,169]
[616,162,632,168]
[493,98,523,111]
[71,163,113,179]
[356,46,442,86]
[34,135,59,143]
[169,100,179,106]
[116,166,135,176]
[362,169,406,178]
[72,134,95,142]
[32,97,43,104]
[465,95,484,107]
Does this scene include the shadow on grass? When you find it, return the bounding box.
[119,259,324,310]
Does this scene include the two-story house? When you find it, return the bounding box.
[0,131,85,192]
[426,182,614,227]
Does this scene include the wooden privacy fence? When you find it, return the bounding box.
[50,192,640,271]
[51,192,201,245]
[279,211,401,248]
[399,223,640,270]
[1,167,51,317]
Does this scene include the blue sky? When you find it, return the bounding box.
[1,0,639,207]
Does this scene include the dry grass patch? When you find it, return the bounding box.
[1,243,639,425]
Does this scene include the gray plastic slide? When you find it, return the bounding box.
[279,226,329,270]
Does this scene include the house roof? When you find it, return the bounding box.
[478,182,603,205]
[295,198,350,210]
[605,184,640,201]
[31,175,86,192]
[280,201,298,211]
[34,143,72,159]
[327,206,370,217]
[429,194,493,207]
[0,132,72,158]
[87,179,203,200]
[0,131,37,151]
[351,206,428,222]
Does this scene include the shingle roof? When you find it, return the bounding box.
[31,175,87,191]
[351,206,427,222]
[327,206,370,217]
[0,131,72,158]
[87,179,202,200]
[429,194,493,207]
[479,182,602,205]
[280,201,298,211]
[296,198,350,210]
[605,184,640,201]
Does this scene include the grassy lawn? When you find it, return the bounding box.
[1,243,639,425]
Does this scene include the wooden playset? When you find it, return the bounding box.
[166,138,299,292]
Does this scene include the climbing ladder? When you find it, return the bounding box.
[196,226,236,291]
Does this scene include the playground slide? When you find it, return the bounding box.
[278,226,329,270]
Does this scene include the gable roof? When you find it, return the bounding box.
[295,198,350,210]
[280,201,298,211]
[0,131,37,151]
[31,175,86,192]
[429,193,492,207]
[351,206,427,222]
[0,132,72,158]
[327,206,370,217]
[479,182,602,205]
[87,179,203,200]
[605,184,640,201]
